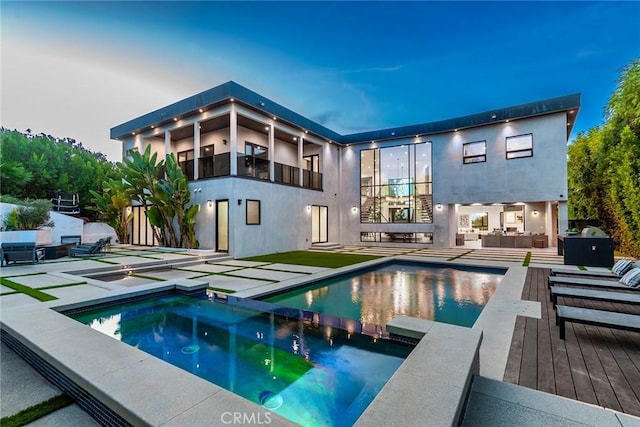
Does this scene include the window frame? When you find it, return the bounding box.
[505,133,533,159]
[246,199,261,225]
[463,140,487,164]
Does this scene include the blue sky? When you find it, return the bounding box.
[2,1,639,161]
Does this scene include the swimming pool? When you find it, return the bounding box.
[69,293,413,426]
[264,261,504,328]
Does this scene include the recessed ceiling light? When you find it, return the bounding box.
[293,137,297,141]
[454,129,458,132]
[131,132,135,135]
[151,125,155,128]
[199,108,203,113]
[230,98,235,102]
[265,126,269,131]
[173,118,178,121]
[505,120,509,123]
[272,116,277,120]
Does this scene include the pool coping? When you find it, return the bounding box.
[0,255,535,426]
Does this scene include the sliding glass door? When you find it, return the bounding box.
[311,205,328,243]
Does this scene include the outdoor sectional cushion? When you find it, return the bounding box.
[620,268,640,288]
[612,259,634,276]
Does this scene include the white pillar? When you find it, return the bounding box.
[193,121,200,181]
[164,130,171,160]
[230,106,238,176]
[268,123,275,181]
[298,135,304,186]
[545,201,554,247]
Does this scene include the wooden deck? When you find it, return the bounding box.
[504,267,640,417]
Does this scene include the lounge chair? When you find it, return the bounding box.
[551,259,639,279]
[547,267,640,291]
[550,286,640,308]
[68,238,105,257]
[555,305,640,339]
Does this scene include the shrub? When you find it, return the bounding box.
[2,199,54,230]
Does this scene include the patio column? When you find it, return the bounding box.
[193,121,200,181]
[268,123,275,181]
[298,135,304,186]
[164,130,171,160]
[230,105,238,176]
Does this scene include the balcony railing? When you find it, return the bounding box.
[274,162,300,186]
[198,153,231,179]
[178,159,195,181]
[191,152,322,190]
[303,169,323,190]
[237,155,269,180]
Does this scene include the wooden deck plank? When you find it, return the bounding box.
[587,327,640,416]
[503,315,526,384]
[519,317,538,389]
[536,268,556,394]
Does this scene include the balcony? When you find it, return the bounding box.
[199,153,231,179]
[303,169,323,190]
[274,162,300,186]
[237,155,269,180]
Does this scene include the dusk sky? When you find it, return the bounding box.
[2,1,639,162]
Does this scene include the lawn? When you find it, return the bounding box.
[241,250,380,268]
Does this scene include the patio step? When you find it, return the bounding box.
[310,242,343,250]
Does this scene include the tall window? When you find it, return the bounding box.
[506,134,533,159]
[463,141,486,164]
[360,142,432,223]
[177,149,194,180]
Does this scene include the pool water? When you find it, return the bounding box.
[265,262,504,327]
[70,294,412,426]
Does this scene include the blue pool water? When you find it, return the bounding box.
[265,262,504,327]
[69,294,412,426]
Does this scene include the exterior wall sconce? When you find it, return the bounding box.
[306,205,312,212]
[351,206,358,213]
[207,200,213,208]
[532,210,539,216]
[435,203,443,211]
[238,199,242,205]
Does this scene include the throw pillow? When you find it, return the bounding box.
[620,268,640,287]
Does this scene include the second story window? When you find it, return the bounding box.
[506,134,533,159]
[463,141,486,164]
[177,149,194,181]
[303,154,319,172]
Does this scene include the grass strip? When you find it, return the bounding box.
[39,281,88,290]
[241,250,380,268]
[447,250,475,261]
[215,272,278,282]
[0,394,74,427]
[0,291,19,296]
[81,257,120,264]
[577,265,587,270]
[0,277,57,302]
[208,287,236,294]
[129,273,166,281]
[522,252,532,267]
[1,272,47,279]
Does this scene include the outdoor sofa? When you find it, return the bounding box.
[1,242,45,266]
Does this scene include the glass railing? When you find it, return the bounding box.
[303,170,323,190]
[198,153,231,179]
[179,159,195,181]
[237,155,269,180]
[274,162,300,186]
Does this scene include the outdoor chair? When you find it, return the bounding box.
[68,238,105,257]
[551,259,639,279]
[548,267,640,291]
[555,305,640,340]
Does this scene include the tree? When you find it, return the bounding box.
[120,146,198,248]
[0,130,119,219]
[89,179,134,243]
[567,57,640,257]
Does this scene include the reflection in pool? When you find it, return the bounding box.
[264,262,504,327]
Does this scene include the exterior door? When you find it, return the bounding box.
[130,206,158,246]
[311,205,328,243]
[216,200,229,252]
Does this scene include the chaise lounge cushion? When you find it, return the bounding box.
[612,259,634,276]
[620,268,640,288]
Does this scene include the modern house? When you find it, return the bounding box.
[111,82,580,257]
